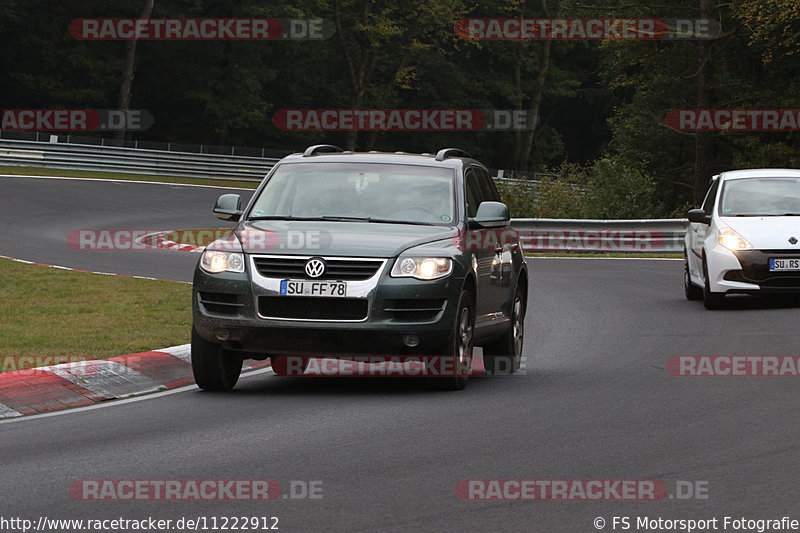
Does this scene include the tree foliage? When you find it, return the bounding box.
[2,0,799,218]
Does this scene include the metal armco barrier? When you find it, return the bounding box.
[511,218,689,253]
[0,139,278,181]
[0,138,689,253]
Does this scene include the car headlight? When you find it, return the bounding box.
[718,228,752,251]
[391,257,452,280]
[201,250,245,273]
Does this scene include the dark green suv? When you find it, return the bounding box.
[191,145,528,390]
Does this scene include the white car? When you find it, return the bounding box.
[685,168,800,309]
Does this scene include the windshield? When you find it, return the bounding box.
[718,177,800,216]
[248,162,456,225]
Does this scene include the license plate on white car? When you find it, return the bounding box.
[769,258,800,272]
[280,280,347,297]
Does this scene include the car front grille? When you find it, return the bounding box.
[258,296,369,321]
[252,256,384,281]
[725,271,800,289]
[728,250,800,289]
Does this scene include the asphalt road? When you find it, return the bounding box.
[2,176,800,532]
[0,176,253,281]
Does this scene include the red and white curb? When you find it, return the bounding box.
[136,231,205,253]
[0,254,185,283]
[0,345,270,419]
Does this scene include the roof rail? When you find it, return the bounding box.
[435,148,472,161]
[303,144,345,157]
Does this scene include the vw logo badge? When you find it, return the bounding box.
[305,258,326,278]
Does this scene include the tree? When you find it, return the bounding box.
[115,0,155,143]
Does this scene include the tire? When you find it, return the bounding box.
[703,259,726,310]
[270,355,310,376]
[483,284,525,375]
[428,290,474,391]
[684,254,703,301]
[191,327,243,391]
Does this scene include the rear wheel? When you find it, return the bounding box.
[684,254,703,300]
[703,259,726,309]
[191,328,243,391]
[483,285,524,375]
[428,290,474,391]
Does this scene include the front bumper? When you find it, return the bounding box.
[192,255,463,356]
[724,250,800,293]
[708,246,800,294]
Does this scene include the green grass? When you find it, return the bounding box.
[0,258,192,369]
[0,164,260,189]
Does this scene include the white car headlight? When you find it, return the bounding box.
[201,250,245,273]
[718,228,752,251]
[391,257,452,280]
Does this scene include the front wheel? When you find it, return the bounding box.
[684,254,703,301]
[191,328,243,391]
[483,285,525,375]
[703,259,726,310]
[428,290,474,391]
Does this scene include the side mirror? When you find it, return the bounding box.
[213,194,242,222]
[687,208,711,225]
[471,201,510,228]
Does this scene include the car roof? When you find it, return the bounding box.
[277,150,481,170]
[717,168,800,181]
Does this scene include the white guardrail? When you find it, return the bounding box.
[0,138,278,181]
[511,218,689,253]
[0,138,689,253]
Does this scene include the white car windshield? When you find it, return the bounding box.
[719,177,800,216]
[248,162,456,225]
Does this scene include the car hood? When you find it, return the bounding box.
[722,216,800,250]
[237,220,458,257]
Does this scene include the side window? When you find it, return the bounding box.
[465,169,483,218]
[701,178,720,213]
[475,167,501,202]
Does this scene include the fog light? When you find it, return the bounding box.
[215,328,230,341]
[403,334,420,348]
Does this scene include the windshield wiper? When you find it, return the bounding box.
[726,213,800,217]
[249,215,438,226]
[365,218,438,226]
[321,216,437,226]
[248,215,324,221]
[320,216,371,222]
